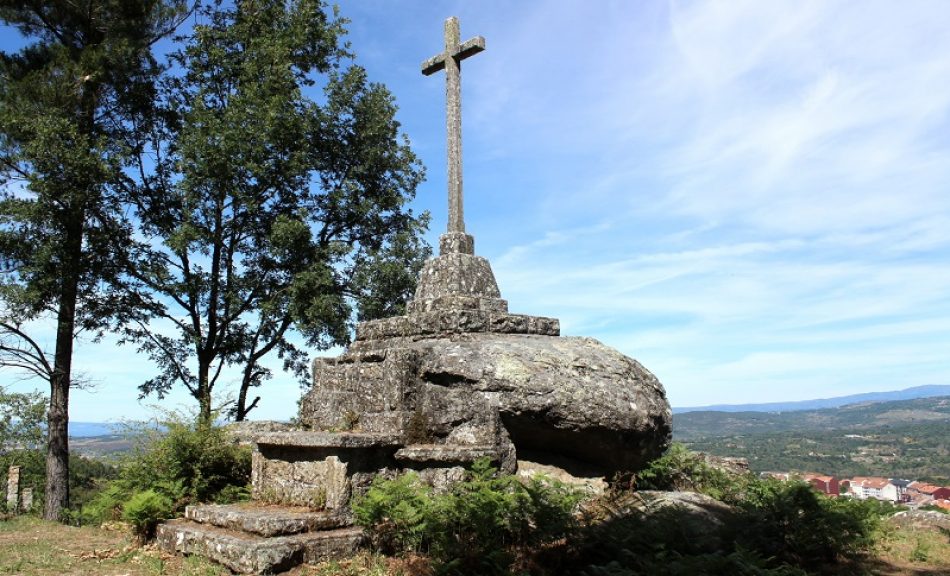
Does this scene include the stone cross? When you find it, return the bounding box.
[422,17,485,234]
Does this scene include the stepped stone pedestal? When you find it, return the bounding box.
[157,232,671,573]
[158,16,670,573]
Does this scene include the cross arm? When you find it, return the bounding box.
[421,53,446,76]
[421,36,486,76]
[456,36,486,61]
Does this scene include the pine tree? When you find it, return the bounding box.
[0,1,189,520]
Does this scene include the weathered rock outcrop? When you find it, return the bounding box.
[356,333,671,475]
[286,229,673,479]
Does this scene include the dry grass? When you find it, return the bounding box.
[1,514,948,575]
[0,516,227,576]
[871,523,950,576]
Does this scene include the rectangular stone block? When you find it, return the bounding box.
[353,321,375,341]
[489,313,528,333]
[415,311,440,334]
[438,310,461,332]
[300,349,418,431]
[457,309,489,332]
[540,317,560,336]
[6,465,19,513]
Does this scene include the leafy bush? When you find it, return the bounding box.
[568,447,892,575]
[353,458,584,575]
[353,471,434,554]
[734,479,885,569]
[635,443,752,503]
[120,415,251,503]
[80,413,250,531]
[122,489,174,541]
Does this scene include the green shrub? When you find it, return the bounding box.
[635,443,752,503]
[353,458,584,575]
[353,471,434,554]
[78,413,250,534]
[734,479,884,569]
[120,415,251,504]
[123,489,174,541]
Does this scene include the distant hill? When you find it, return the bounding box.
[675,395,950,481]
[673,385,950,414]
[69,422,119,437]
[674,395,950,440]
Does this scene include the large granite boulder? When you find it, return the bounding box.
[400,333,670,475]
[295,229,673,478]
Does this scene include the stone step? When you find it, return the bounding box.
[156,519,364,574]
[185,503,348,537]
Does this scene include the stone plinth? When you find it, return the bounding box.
[6,466,19,513]
[355,310,559,342]
[251,434,401,511]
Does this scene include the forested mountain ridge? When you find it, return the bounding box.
[675,396,950,482]
[674,395,950,439]
[674,384,950,413]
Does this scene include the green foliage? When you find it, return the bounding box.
[121,416,251,503]
[910,537,930,562]
[123,0,429,423]
[122,489,174,541]
[80,414,250,529]
[635,443,751,503]
[353,458,584,575]
[0,386,45,454]
[1,448,118,517]
[353,471,434,554]
[734,480,885,570]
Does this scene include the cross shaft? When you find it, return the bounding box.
[422,17,485,234]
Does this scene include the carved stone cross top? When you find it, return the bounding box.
[422,17,485,235]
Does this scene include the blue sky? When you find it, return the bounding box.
[3,0,950,422]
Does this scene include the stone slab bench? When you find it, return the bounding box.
[253,431,402,449]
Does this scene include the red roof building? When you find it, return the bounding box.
[802,473,840,496]
[909,482,950,501]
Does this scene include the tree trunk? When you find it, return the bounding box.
[235,363,261,422]
[44,221,81,521]
[196,360,213,425]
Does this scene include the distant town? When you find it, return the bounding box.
[763,470,950,510]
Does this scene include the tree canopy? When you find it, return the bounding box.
[121,0,428,423]
[0,0,192,519]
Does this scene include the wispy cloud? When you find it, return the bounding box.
[4,1,948,419]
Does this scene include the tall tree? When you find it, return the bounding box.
[0,1,189,520]
[125,0,427,423]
